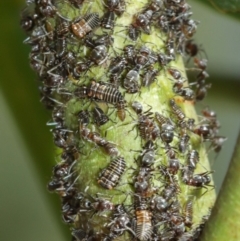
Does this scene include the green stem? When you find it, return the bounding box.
[201,130,240,241]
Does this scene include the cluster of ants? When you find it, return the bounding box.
[20,0,226,240]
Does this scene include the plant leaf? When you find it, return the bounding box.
[195,0,240,21]
[0,0,69,239]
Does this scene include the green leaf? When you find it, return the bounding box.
[0,0,69,239]
[196,0,240,21]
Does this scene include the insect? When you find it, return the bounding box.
[108,56,127,76]
[123,69,140,94]
[128,24,141,41]
[135,46,156,69]
[47,173,78,197]
[141,140,155,167]
[158,52,174,67]
[52,128,75,149]
[195,83,212,101]
[20,7,38,32]
[134,167,156,199]
[68,0,85,8]
[80,128,119,156]
[209,135,227,153]
[164,143,178,160]
[155,112,171,126]
[184,171,212,189]
[178,133,190,153]
[194,58,208,71]
[167,158,180,175]
[72,62,90,78]
[139,114,160,141]
[88,81,124,104]
[52,159,76,179]
[61,190,82,223]
[55,16,69,37]
[84,33,114,49]
[92,106,109,126]
[168,68,183,80]
[89,45,108,65]
[71,13,100,39]
[146,0,163,12]
[101,0,125,29]
[98,156,126,189]
[106,204,135,240]
[194,124,213,140]
[42,74,65,88]
[101,11,115,29]
[183,200,193,228]
[91,197,115,213]
[123,45,136,65]
[178,87,196,101]
[169,99,185,121]
[182,18,199,39]
[161,181,180,201]
[134,195,153,241]
[133,10,153,35]
[142,65,159,87]
[166,31,176,59]
[155,112,175,144]
[187,150,199,170]
[201,106,217,120]
[135,209,153,241]
[61,146,79,164]
[73,85,89,99]
[132,101,143,115]
[185,40,206,60]
[150,196,168,212]
[77,110,90,127]
[160,122,175,144]
[37,0,57,17]
[116,99,126,121]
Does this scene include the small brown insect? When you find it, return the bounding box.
[135,209,153,241]
[160,123,175,144]
[183,200,193,227]
[98,156,126,189]
[195,83,211,101]
[169,99,185,121]
[108,56,127,76]
[116,99,126,121]
[194,58,208,71]
[178,133,190,153]
[89,45,108,65]
[92,106,109,126]
[134,10,153,35]
[167,158,180,175]
[91,198,115,212]
[142,65,159,87]
[141,140,155,167]
[187,150,199,170]
[132,103,160,141]
[71,13,100,39]
[194,124,213,140]
[123,69,140,94]
[88,81,124,104]
[68,0,85,8]
[184,171,212,188]
[210,135,227,153]
[201,106,217,120]
[123,44,136,64]
[106,204,135,240]
[80,128,119,156]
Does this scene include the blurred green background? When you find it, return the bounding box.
[0,1,239,241]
